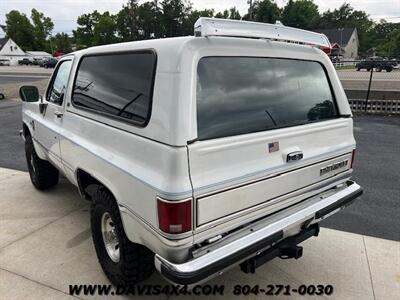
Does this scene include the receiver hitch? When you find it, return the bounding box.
[240,224,319,274]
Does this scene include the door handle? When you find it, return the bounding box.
[54,111,63,118]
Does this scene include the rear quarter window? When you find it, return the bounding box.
[197,57,338,140]
[72,50,156,126]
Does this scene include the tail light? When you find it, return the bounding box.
[351,149,356,169]
[157,197,192,234]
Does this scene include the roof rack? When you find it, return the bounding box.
[194,18,331,50]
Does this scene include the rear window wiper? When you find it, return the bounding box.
[265,109,277,127]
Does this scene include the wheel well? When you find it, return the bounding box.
[76,169,106,201]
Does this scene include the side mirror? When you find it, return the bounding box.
[19,86,39,102]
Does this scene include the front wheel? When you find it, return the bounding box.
[25,135,59,190]
[91,186,154,286]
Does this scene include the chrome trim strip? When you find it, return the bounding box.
[155,182,362,282]
[30,116,353,199]
[194,170,352,233]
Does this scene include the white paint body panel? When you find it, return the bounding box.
[21,35,356,263]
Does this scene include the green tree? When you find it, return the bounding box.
[74,11,118,47]
[93,12,118,45]
[51,33,72,53]
[73,11,100,48]
[160,0,192,37]
[215,10,229,19]
[319,3,374,53]
[377,28,400,58]
[252,0,281,24]
[5,10,36,50]
[136,1,163,39]
[31,8,54,51]
[281,0,319,30]
[214,7,241,20]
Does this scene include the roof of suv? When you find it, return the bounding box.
[67,35,338,146]
[73,36,325,73]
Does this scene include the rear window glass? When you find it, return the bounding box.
[72,51,156,126]
[197,57,338,140]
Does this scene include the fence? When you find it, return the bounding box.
[334,60,400,115]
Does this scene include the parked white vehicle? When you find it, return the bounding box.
[20,18,362,285]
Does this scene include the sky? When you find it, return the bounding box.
[1,0,400,37]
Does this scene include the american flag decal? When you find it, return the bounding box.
[268,142,279,153]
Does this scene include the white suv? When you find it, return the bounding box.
[19,18,362,285]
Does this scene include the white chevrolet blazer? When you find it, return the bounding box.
[20,18,362,285]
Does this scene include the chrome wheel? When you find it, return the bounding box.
[101,212,120,263]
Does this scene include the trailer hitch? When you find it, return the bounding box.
[240,224,319,274]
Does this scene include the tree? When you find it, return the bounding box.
[31,8,54,51]
[93,12,118,45]
[51,33,72,53]
[5,10,36,50]
[125,0,140,40]
[136,1,163,39]
[281,0,319,30]
[117,0,164,41]
[73,11,100,48]
[377,28,400,58]
[160,0,192,37]
[318,3,374,53]
[215,10,229,19]
[74,11,118,47]
[251,0,281,24]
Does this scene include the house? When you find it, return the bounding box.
[0,37,26,65]
[26,51,52,60]
[314,28,359,59]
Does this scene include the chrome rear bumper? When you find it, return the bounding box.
[154,181,362,285]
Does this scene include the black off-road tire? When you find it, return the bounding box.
[91,186,155,286]
[25,135,59,190]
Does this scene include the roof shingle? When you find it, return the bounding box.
[313,28,356,46]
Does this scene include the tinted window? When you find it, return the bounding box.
[72,51,156,126]
[197,57,338,140]
[48,60,72,105]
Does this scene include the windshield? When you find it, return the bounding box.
[196,57,338,140]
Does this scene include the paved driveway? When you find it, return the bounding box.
[0,168,398,300]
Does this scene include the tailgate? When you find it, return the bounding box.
[188,118,355,227]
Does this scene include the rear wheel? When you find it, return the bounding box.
[91,186,154,285]
[25,135,59,190]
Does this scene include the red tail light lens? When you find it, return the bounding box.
[157,197,192,234]
[351,149,356,169]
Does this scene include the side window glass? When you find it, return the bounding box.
[47,60,72,105]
